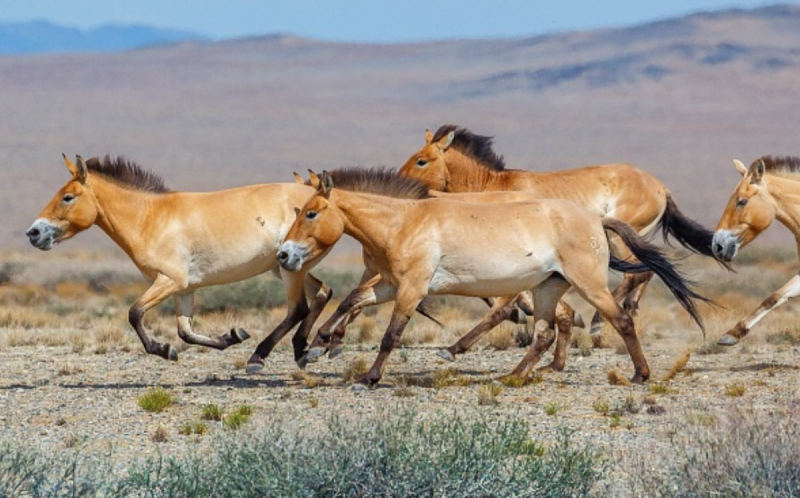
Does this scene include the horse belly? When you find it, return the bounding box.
[428,264,550,298]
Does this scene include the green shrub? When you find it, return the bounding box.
[137,387,174,413]
[0,409,606,497]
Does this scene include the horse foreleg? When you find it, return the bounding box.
[304,275,396,362]
[356,287,423,388]
[173,293,250,350]
[292,275,333,366]
[438,295,517,361]
[246,272,309,373]
[129,275,182,361]
[718,273,800,345]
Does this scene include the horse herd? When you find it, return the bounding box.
[25,124,800,388]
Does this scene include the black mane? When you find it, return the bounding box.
[85,155,170,193]
[431,124,506,171]
[757,156,800,177]
[327,167,430,199]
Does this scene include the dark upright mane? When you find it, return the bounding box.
[85,155,170,193]
[757,156,800,178]
[327,167,430,199]
[431,124,506,171]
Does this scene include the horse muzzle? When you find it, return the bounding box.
[712,229,740,262]
[277,241,308,272]
[26,219,62,251]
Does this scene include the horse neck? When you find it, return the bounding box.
[765,174,800,238]
[90,177,162,259]
[443,149,502,192]
[332,191,411,254]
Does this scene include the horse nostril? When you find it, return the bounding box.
[26,228,40,238]
[713,243,723,254]
[277,251,289,262]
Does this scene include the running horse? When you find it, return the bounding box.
[398,125,723,351]
[713,156,800,345]
[277,168,707,386]
[27,155,333,366]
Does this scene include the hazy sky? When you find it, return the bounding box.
[0,1,790,42]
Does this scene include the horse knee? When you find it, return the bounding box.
[128,307,143,327]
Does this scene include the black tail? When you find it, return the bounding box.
[415,298,444,327]
[603,218,712,333]
[659,193,733,271]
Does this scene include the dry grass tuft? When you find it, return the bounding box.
[696,340,729,355]
[433,367,471,388]
[151,425,169,443]
[725,382,746,397]
[498,372,544,388]
[661,348,693,382]
[648,382,675,395]
[201,403,224,421]
[291,370,325,388]
[607,369,632,387]
[482,323,516,351]
[342,356,370,383]
[477,383,503,406]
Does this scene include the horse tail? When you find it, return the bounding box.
[659,193,733,271]
[415,298,444,327]
[603,218,712,333]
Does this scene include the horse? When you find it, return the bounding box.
[397,125,723,335]
[277,168,707,387]
[712,156,800,345]
[26,154,333,367]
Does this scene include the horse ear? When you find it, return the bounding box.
[74,155,89,184]
[436,131,455,151]
[732,159,748,176]
[293,172,304,184]
[749,159,765,185]
[425,129,433,144]
[308,170,321,189]
[294,207,301,217]
[320,170,334,195]
[64,154,88,183]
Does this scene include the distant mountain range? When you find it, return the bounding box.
[1,4,799,249]
[0,20,206,54]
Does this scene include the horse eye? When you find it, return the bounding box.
[62,194,76,203]
[736,198,748,208]
[306,210,318,220]
[416,159,428,168]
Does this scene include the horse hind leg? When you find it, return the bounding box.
[438,295,517,361]
[503,275,571,381]
[173,293,250,351]
[540,300,576,372]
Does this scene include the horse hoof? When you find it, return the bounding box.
[630,375,647,385]
[306,346,327,361]
[232,327,250,342]
[573,313,586,329]
[717,334,739,346]
[328,347,344,360]
[509,308,527,324]
[589,323,603,335]
[437,349,456,362]
[296,355,309,370]
[351,383,369,393]
[166,345,178,362]
[245,354,265,374]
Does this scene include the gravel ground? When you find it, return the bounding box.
[1,329,797,470]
